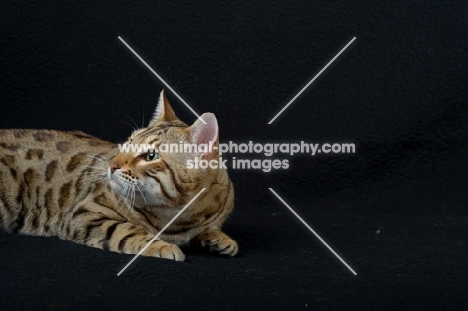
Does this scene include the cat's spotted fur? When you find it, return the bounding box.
[0,90,238,261]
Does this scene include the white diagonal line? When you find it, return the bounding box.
[117,188,206,276]
[268,188,357,276]
[118,36,206,124]
[268,37,356,124]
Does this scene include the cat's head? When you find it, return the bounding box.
[108,90,221,208]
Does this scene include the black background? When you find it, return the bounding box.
[1,0,467,309]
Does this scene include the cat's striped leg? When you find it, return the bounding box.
[60,202,185,261]
[197,226,238,257]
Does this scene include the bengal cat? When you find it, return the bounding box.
[0,90,238,261]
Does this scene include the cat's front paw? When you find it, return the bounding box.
[198,229,238,257]
[143,239,185,261]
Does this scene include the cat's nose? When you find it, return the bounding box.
[109,162,119,174]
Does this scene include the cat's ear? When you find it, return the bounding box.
[189,113,219,160]
[150,90,179,125]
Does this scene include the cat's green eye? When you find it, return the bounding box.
[145,150,160,161]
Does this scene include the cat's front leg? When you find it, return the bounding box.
[61,205,185,261]
[197,226,238,257]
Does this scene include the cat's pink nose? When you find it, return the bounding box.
[109,162,119,173]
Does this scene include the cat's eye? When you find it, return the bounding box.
[145,150,160,161]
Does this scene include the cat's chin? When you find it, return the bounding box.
[108,179,122,194]
[107,169,121,193]
[107,167,122,193]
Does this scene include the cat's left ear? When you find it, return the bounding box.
[150,90,179,125]
[189,113,219,160]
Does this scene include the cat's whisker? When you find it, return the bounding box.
[141,108,145,129]
[127,185,133,205]
[135,184,147,206]
[114,184,127,202]
[123,113,141,132]
[86,159,111,172]
[78,173,106,181]
[67,170,108,181]
[119,120,139,133]
[119,185,134,219]
[86,171,107,176]
[87,155,111,166]
[87,176,108,184]
[138,181,152,194]
[121,184,130,202]
[130,185,136,208]
[119,186,130,218]
[84,165,108,170]
[68,169,107,178]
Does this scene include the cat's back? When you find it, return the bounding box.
[1,128,115,158]
[0,129,114,152]
[0,129,118,234]
[0,128,117,174]
[0,128,118,178]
